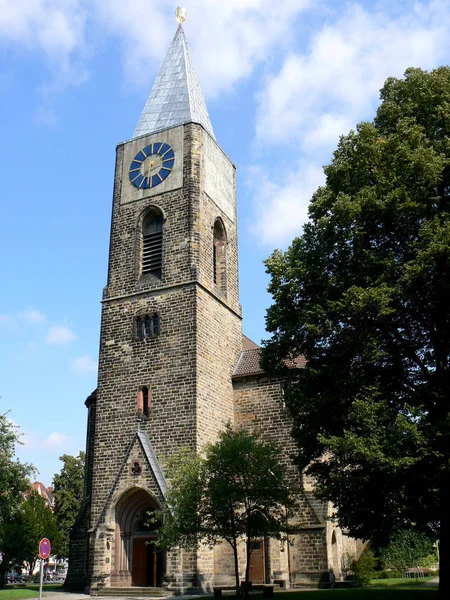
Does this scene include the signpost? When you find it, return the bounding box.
[38,538,51,600]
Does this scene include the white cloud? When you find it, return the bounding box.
[0,0,87,65]
[71,355,97,374]
[256,2,450,147]
[249,161,324,245]
[252,0,450,245]
[19,307,46,324]
[43,432,71,450]
[93,0,312,97]
[45,325,77,345]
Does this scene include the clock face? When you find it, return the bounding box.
[129,142,175,189]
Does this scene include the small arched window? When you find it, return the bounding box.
[213,219,227,293]
[142,386,150,418]
[136,313,160,340]
[142,209,163,278]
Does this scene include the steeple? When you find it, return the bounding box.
[133,20,215,140]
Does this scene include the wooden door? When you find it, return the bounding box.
[132,538,148,586]
[249,540,265,583]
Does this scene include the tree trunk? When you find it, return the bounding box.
[231,538,241,598]
[439,480,450,598]
[243,534,253,600]
[0,565,7,589]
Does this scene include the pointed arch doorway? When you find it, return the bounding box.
[113,488,164,587]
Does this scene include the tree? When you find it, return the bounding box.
[155,427,297,594]
[261,67,450,598]
[52,452,85,559]
[0,410,35,587]
[379,529,437,577]
[16,490,61,577]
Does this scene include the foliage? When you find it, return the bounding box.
[261,67,450,595]
[155,426,297,591]
[52,452,85,559]
[14,491,60,577]
[349,548,378,586]
[379,529,437,577]
[0,409,35,588]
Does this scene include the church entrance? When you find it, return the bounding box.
[113,488,164,588]
[131,537,163,587]
[248,540,266,583]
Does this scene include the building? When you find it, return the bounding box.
[32,482,54,510]
[67,11,359,594]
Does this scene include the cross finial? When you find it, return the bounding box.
[175,7,187,24]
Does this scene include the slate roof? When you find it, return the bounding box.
[133,25,215,140]
[233,336,306,378]
[137,430,168,498]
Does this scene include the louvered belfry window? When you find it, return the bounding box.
[142,211,163,278]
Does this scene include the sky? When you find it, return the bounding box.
[1,0,450,486]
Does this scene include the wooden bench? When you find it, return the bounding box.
[213,584,275,598]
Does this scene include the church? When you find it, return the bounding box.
[67,9,358,594]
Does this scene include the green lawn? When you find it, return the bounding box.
[0,581,438,600]
[0,590,38,600]
[0,584,63,600]
[204,582,438,600]
[369,578,434,587]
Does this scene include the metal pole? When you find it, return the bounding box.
[39,560,43,600]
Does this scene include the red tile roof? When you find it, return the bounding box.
[233,335,306,378]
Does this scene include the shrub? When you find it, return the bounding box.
[349,548,378,586]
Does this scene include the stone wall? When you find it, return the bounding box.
[71,122,244,593]
[232,375,329,587]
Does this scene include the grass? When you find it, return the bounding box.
[0,581,438,600]
[369,578,434,587]
[0,590,38,600]
[0,584,63,600]
[205,580,438,600]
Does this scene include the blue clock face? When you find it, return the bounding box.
[129,142,175,189]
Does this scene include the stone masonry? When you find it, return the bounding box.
[67,28,356,592]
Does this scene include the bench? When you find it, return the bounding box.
[213,584,275,598]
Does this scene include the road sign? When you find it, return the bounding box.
[39,538,51,560]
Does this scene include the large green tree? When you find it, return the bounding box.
[261,67,450,597]
[0,410,34,587]
[52,452,85,559]
[156,427,296,594]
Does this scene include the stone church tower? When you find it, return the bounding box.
[67,13,357,594]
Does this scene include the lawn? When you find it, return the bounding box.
[0,590,38,600]
[0,584,63,600]
[204,581,438,600]
[0,582,438,600]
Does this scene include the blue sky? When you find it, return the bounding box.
[1,0,450,486]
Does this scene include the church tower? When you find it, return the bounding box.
[68,12,242,593]
[67,10,357,593]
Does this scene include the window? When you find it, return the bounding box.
[142,209,163,278]
[142,386,150,417]
[213,219,227,293]
[136,386,151,418]
[136,313,160,339]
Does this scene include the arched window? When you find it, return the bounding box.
[142,386,150,418]
[142,209,163,278]
[136,313,160,340]
[213,219,227,293]
[136,386,151,418]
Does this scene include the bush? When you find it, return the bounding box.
[349,548,378,586]
[379,529,436,577]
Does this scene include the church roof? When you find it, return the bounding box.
[233,335,306,378]
[133,25,215,140]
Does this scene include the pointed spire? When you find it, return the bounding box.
[133,22,215,140]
